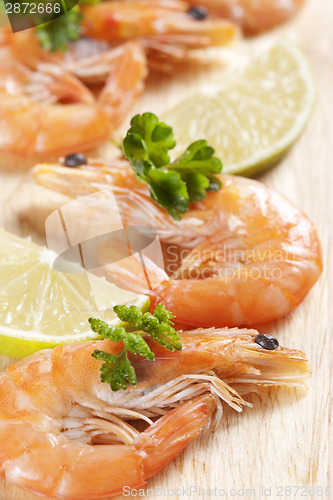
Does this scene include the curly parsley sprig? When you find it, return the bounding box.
[35,7,83,52]
[35,0,100,52]
[123,112,223,220]
[90,304,182,391]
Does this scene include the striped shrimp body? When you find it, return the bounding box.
[0,38,147,156]
[80,0,304,40]
[1,0,238,78]
[0,28,140,85]
[0,328,309,499]
[80,0,238,46]
[79,0,238,72]
[179,0,305,33]
[33,159,322,328]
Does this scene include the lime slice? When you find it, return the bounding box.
[0,228,149,358]
[162,40,316,177]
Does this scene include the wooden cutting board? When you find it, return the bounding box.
[0,0,332,498]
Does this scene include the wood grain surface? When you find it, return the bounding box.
[0,0,332,498]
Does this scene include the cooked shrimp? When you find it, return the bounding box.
[1,0,238,79]
[81,0,237,45]
[0,328,309,498]
[33,159,322,328]
[186,0,305,33]
[81,0,238,60]
[0,28,129,85]
[0,41,147,156]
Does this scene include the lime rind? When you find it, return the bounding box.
[0,297,150,359]
[0,228,150,358]
[0,294,149,359]
[223,41,316,176]
[162,40,316,177]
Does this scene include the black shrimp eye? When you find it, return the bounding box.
[188,6,208,20]
[64,153,87,168]
[255,334,279,350]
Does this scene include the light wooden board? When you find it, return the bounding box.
[0,0,332,498]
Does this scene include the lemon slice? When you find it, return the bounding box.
[163,40,316,177]
[0,228,149,358]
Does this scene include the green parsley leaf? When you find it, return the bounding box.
[92,349,136,391]
[88,318,125,343]
[123,113,222,219]
[153,303,175,323]
[180,172,209,202]
[123,113,176,170]
[123,332,155,360]
[149,323,182,351]
[207,175,222,192]
[111,352,137,391]
[148,168,189,220]
[134,308,182,351]
[113,304,142,323]
[35,8,82,52]
[171,140,222,175]
[0,0,6,15]
[90,304,182,391]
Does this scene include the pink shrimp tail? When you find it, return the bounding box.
[0,389,215,498]
[99,40,148,129]
[135,394,216,479]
